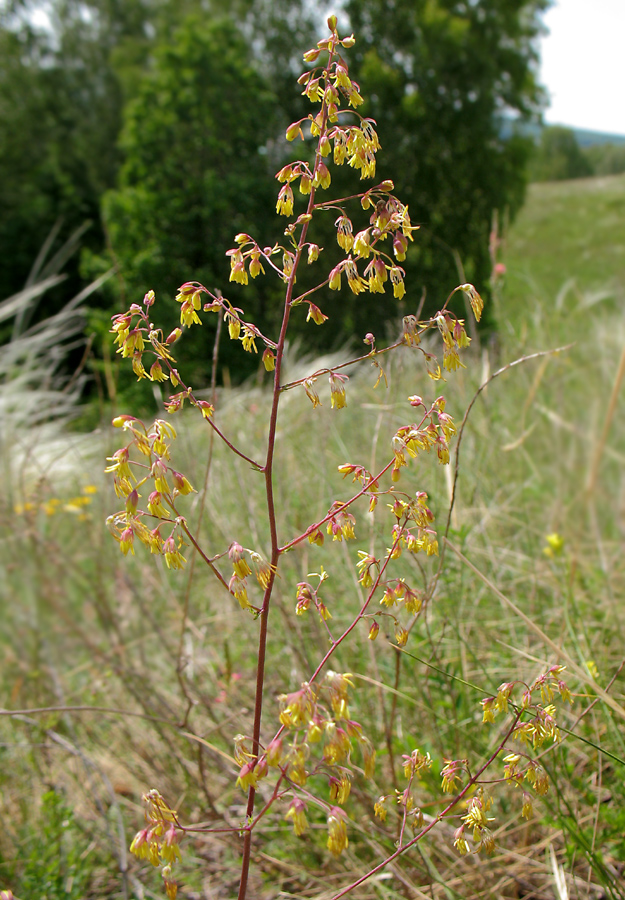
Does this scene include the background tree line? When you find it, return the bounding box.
[529,125,625,182]
[1,0,550,398]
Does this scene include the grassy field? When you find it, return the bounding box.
[1,174,625,900]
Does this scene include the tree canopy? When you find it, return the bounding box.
[0,0,552,393]
[342,0,549,327]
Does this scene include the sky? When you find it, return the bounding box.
[539,0,625,136]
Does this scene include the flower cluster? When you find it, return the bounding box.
[228,541,273,611]
[392,396,456,474]
[295,570,332,621]
[108,15,499,899]
[454,790,495,856]
[234,671,374,857]
[374,748,432,834]
[105,416,193,568]
[479,666,572,832]
[13,484,97,519]
[129,790,184,899]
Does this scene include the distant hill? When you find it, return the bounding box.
[500,118,625,147]
[567,126,625,148]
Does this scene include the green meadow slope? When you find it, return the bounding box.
[505,173,625,324]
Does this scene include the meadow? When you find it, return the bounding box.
[1,172,625,899]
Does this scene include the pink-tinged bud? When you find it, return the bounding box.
[171,470,194,494]
[262,348,275,372]
[306,303,328,325]
[393,233,408,260]
[120,527,134,556]
[368,621,380,641]
[327,14,337,30]
[341,34,356,48]
[143,289,155,307]
[195,400,214,420]
[363,333,375,345]
[303,48,320,62]
[409,395,424,408]
[166,328,182,344]
[286,121,303,141]
[112,414,136,428]
[379,179,394,191]
[126,489,139,513]
[329,264,342,291]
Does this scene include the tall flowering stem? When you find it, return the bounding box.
[98,15,579,900]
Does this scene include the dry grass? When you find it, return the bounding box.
[1,179,625,898]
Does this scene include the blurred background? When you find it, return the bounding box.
[1,1,625,899]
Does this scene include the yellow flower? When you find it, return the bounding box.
[276,183,294,216]
[172,471,194,494]
[453,825,470,856]
[329,373,348,409]
[389,266,405,299]
[480,697,496,724]
[543,532,564,557]
[285,799,308,836]
[312,161,331,189]
[262,348,275,371]
[329,774,351,805]
[344,259,367,294]
[374,796,387,822]
[328,264,342,291]
[120,527,135,556]
[306,303,328,325]
[440,758,464,793]
[327,808,349,857]
[353,229,371,259]
[163,535,186,569]
[459,283,484,322]
[229,574,250,609]
[147,491,170,519]
[335,215,353,251]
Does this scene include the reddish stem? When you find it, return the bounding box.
[236,36,339,900]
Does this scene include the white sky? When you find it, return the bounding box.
[539,0,625,136]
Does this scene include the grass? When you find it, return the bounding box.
[1,174,625,899]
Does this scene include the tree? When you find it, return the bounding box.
[100,16,280,384]
[0,0,149,301]
[338,0,548,329]
[530,126,594,181]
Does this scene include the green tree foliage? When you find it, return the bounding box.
[341,0,548,329]
[101,16,280,384]
[0,0,150,301]
[2,0,551,390]
[529,125,593,181]
[583,142,625,177]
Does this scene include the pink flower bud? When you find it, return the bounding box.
[286,121,303,141]
[112,415,136,428]
[166,328,182,344]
